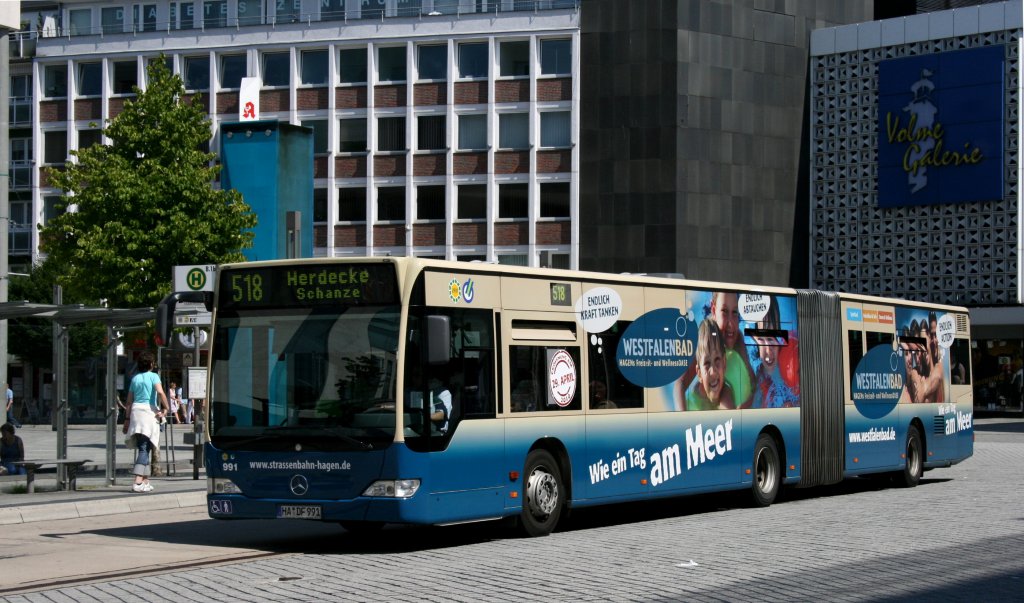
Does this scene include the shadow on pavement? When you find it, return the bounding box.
[62,475,953,555]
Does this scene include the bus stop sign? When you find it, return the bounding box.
[174,265,217,293]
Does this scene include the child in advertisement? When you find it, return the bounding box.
[686,318,736,410]
[751,297,800,408]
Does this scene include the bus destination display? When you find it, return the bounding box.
[220,264,398,309]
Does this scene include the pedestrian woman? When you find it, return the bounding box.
[122,351,169,493]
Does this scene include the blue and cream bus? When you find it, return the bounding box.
[158,257,974,536]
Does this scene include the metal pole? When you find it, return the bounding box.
[193,325,201,479]
[56,323,69,487]
[105,325,118,485]
[0,24,11,406]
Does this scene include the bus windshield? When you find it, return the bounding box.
[210,305,400,451]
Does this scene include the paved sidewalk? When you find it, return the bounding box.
[0,423,207,525]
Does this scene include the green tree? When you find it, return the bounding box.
[41,57,256,308]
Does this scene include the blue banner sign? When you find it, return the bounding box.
[877,45,1004,207]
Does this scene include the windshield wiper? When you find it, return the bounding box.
[264,425,373,450]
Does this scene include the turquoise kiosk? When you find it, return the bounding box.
[220,120,314,260]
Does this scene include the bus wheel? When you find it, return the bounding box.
[896,425,923,488]
[751,434,781,507]
[520,449,564,537]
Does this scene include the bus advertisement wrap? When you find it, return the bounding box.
[187,258,971,537]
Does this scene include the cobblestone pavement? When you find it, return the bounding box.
[2,420,1021,602]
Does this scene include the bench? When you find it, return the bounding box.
[12,459,92,493]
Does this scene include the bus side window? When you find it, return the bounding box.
[847,330,864,386]
[588,321,643,410]
[950,339,971,385]
[509,345,582,412]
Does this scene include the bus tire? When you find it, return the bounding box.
[520,449,564,537]
[751,433,781,507]
[896,425,923,488]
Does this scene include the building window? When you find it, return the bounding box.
[275,0,301,23]
[237,0,263,25]
[301,50,329,86]
[458,184,486,220]
[11,74,30,99]
[44,196,62,224]
[338,48,367,84]
[540,39,571,75]
[498,183,528,219]
[263,52,290,87]
[458,114,487,150]
[417,185,445,220]
[322,0,346,21]
[378,117,406,152]
[11,138,31,162]
[10,75,30,125]
[301,120,329,154]
[433,0,460,15]
[135,4,157,32]
[10,201,29,228]
[540,111,570,148]
[458,42,488,79]
[203,0,227,28]
[418,45,447,81]
[377,187,405,221]
[378,46,407,82]
[458,254,486,262]
[101,6,125,34]
[313,188,328,222]
[540,182,570,218]
[498,254,528,266]
[499,40,529,77]
[498,113,529,149]
[78,129,103,150]
[44,65,67,98]
[44,131,67,164]
[172,1,199,29]
[184,56,210,91]
[339,187,367,221]
[69,8,92,36]
[543,253,570,269]
[78,62,102,96]
[417,115,446,151]
[112,60,137,95]
[220,54,246,89]
[339,118,368,152]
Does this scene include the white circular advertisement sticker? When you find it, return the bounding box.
[739,294,770,322]
[936,314,956,349]
[575,287,622,333]
[548,349,577,408]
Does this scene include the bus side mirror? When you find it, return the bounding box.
[156,291,214,346]
[425,315,451,365]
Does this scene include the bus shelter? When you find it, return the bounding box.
[0,302,153,488]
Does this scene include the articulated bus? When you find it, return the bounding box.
[159,257,974,536]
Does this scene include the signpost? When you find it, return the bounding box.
[172,265,215,479]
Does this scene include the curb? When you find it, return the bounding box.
[0,491,207,526]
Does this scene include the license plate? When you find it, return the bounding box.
[277,504,322,520]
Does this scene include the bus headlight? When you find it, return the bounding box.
[208,478,242,494]
[362,479,420,498]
